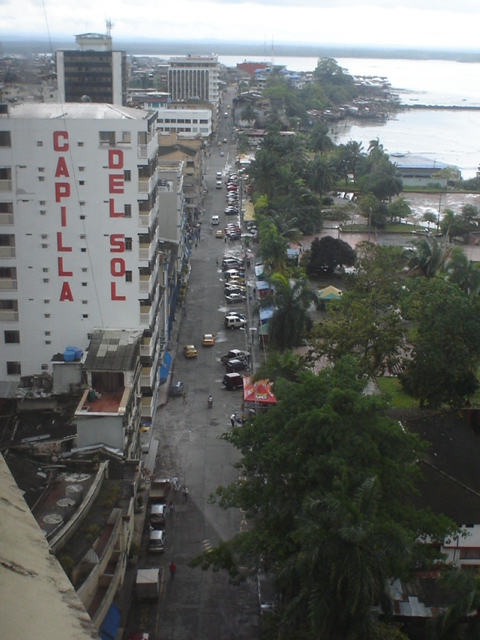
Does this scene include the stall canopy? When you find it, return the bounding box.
[159,351,172,383]
[317,285,343,301]
[243,376,276,405]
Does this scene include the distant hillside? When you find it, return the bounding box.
[1,36,480,62]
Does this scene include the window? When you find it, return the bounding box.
[80,234,86,239]
[4,330,19,344]
[124,204,132,218]
[82,314,89,319]
[460,548,480,560]
[125,237,132,251]
[45,340,51,345]
[6,361,21,375]
[44,299,50,304]
[125,270,132,282]
[99,131,115,146]
[124,170,131,182]
[78,141,84,147]
[43,278,49,283]
[38,167,45,173]
[79,180,84,186]
[79,201,85,206]
[82,300,88,304]
[41,364,48,371]
[82,282,87,287]
[80,215,86,220]
[40,210,46,215]
[37,141,43,147]
[42,268,49,273]
[82,268,88,273]
[45,331,50,336]
[41,234,48,239]
[0,131,11,147]
[39,201,45,205]
[42,243,48,248]
[81,247,86,252]
[44,313,50,318]
[79,166,85,172]
[38,176,45,182]
[120,131,131,144]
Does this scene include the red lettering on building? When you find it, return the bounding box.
[58,257,73,277]
[111,258,125,277]
[55,157,70,178]
[55,183,70,202]
[53,131,69,152]
[111,282,126,301]
[59,282,74,302]
[57,232,72,252]
[108,149,124,169]
[109,199,124,218]
[110,234,125,252]
[109,175,124,194]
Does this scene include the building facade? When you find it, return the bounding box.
[167,55,220,108]
[57,33,127,106]
[156,107,212,138]
[0,102,179,416]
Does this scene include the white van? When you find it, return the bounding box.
[216,180,222,189]
[224,315,247,330]
[216,172,222,179]
[211,215,219,225]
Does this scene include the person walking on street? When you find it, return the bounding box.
[172,475,179,491]
[230,413,236,428]
[169,501,174,517]
[183,391,187,405]
[169,560,177,580]
[182,486,189,503]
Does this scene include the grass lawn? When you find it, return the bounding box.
[376,376,419,409]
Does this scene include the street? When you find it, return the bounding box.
[126,88,260,639]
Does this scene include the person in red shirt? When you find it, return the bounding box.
[169,560,177,580]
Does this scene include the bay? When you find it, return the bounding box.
[217,54,480,179]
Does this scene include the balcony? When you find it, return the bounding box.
[0,213,14,225]
[140,366,152,388]
[0,278,17,291]
[137,136,158,161]
[140,305,153,326]
[140,395,155,418]
[137,169,158,197]
[0,246,15,258]
[140,336,151,358]
[138,206,157,228]
[0,309,19,322]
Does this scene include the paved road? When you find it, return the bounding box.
[126,88,259,639]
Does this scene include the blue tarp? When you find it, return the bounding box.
[100,604,120,640]
[159,351,172,382]
[259,306,274,324]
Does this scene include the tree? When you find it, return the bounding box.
[310,122,334,154]
[423,210,438,231]
[307,154,338,197]
[193,357,455,637]
[388,196,412,223]
[240,102,256,126]
[248,148,279,199]
[345,140,365,183]
[258,221,288,274]
[314,243,406,376]
[358,193,388,229]
[264,273,316,351]
[445,246,480,297]
[399,278,480,408]
[306,235,356,275]
[406,237,452,278]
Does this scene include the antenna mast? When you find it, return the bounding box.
[106,19,113,37]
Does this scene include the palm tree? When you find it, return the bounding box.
[240,103,256,127]
[345,140,365,183]
[307,154,338,197]
[258,222,288,274]
[310,122,334,154]
[265,274,316,351]
[406,237,452,278]
[248,149,278,199]
[278,477,408,639]
[446,247,480,296]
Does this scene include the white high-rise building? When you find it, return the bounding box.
[0,102,180,411]
[167,55,220,108]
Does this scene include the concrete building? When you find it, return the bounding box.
[168,55,220,108]
[57,33,128,106]
[0,102,180,417]
[156,107,212,138]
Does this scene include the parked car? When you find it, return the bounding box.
[224,315,247,330]
[220,349,250,364]
[226,292,246,304]
[224,284,246,295]
[222,372,244,390]
[202,333,215,346]
[184,344,198,358]
[226,358,248,373]
[169,380,184,396]
[224,312,246,321]
[224,208,239,216]
[148,529,165,553]
[150,503,166,527]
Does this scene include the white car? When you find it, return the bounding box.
[225,292,246,304]
[211,215,219,225]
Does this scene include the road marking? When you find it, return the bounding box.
[201,539,213,553]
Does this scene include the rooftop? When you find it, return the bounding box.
[5,102,154,121]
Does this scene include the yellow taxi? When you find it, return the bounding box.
[215,230,224,239]
[184,344,198,358]
[202,333,215,347]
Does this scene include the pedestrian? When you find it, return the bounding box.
[169,501,174,517]
[172,475,179,491]
[169,560,177,580]
[182,391,187,404]
[216,258,219,266]
[230,413,236,428]
[182,486,189,503]
[183,305,187,318]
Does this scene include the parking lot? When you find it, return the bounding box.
[124,88,260,640]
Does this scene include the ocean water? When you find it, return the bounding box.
[217,55,480,178]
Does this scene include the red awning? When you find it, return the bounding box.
[243,377,276,404]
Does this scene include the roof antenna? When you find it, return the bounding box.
[106,19,113,37]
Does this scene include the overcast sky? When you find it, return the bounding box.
[2,0,480,51]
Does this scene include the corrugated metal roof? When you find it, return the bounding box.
[84,330,141,372]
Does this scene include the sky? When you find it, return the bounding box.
[1,0,480,52]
